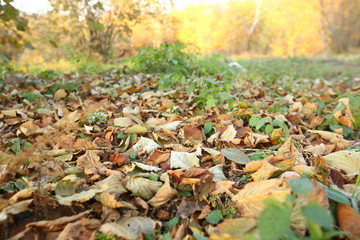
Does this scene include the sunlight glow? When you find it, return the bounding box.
[12,0,227,14]
[13,0,52,14]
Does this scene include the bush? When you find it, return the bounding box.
[131,42,242,109]
[0,54,14,91]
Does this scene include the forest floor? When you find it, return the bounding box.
[0,54,360,240]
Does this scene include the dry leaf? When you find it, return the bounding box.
[251,161,282,181]
[125,125,148,134]
[221,148,250,164]
[0,199,33,222]
[99,223,137,239]
[333,98,355,128]
[170,151,200,169]
[232,178,291,218]
[210,218,257,239]
[277,137,307,165]
[125,176,163,200]
[113,117,133,127]
[220,125,237,141]
[132,137,160,153]
[148,176,177,207]
[53,88,68,100]
[323,151,360,176]
[337,204,360,240]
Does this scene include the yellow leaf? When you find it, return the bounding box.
[125,125,148,134]
[232,178,290,218]
[251,161,282,181]
[210,218,257,239]
[323,151,360,177]
[53,88,68,101]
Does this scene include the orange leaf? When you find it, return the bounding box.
[337,204,360,240]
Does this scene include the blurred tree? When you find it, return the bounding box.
[0,0,29,59]
[318,0,360,53]
[49,0,163,61]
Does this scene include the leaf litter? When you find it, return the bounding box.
[0,71,359,239]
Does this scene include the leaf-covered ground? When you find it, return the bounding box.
[0,63,360,240]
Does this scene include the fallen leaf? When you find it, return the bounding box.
[337,204,360,240]
[221,148,250,164]
[210,218,257,239]
[323,151,360,176]
[333,98,355,128]
[114,117,133,127]
[277,137,307,165]
[220,125,237,141]
[147,150,170,164]
[232,178,291,218]
[181,125,203,145]
[125,125,148,134]
[0,199,33,222]
[132,137,160,153]
[53,88,68,100]
[8,188,34,205]
[251,161,282,181]
[170,151,200,169]
[208,164,227,182]
[19,121,40,136]
[308,130,354,150]
[125,176,163,200]
[54,111,82,128]
[148,176,177,207]
[301,101,317,117]
[153,121,182,131]
[99,223,137,239]
[118,216,156,235]
[56,188,103,206]
[77,150,102,170]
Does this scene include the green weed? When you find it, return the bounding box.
[258,177,345,240]
[131,42,241,109]
[86,111,108,125]
[0,54,14,91]
[95,232,117,240]
[47,82,78,94]
[6,138,32,154]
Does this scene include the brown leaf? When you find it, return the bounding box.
[337,204,360,240]
[109,153,130,166]
[333,98,355,128]
[181,125,203,145]
[148,176,177,207]
[147,150,170,165]
[77,150,102,170]
[277,137,307,165]
[19,121,40,136]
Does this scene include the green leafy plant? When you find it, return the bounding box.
[205,210,223,224]
[47,82,78,94]
[21,92,41,103]
[249,115,289,138]
[0,54,13,91]
[38,70,57,80]
[203,122,214,135]
[6,138,32,154]
[77,132,92,140]
[86,111,108,125]
[131,42,196,76]
[258,177,345,240]
[95,232,117,240]
[131,42,240,109]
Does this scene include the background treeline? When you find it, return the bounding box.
[1,0,360,69]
